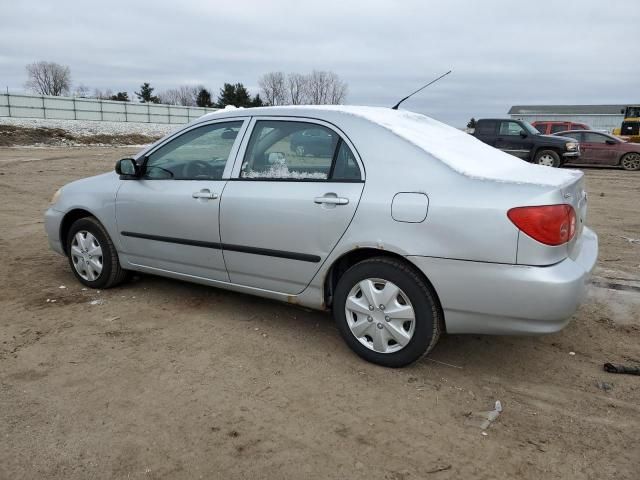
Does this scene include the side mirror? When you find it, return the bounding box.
[605,139,616,145]
[519,131,528,138]
[115,158,139,178]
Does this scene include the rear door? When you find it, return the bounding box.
[219,117,365,294]
[116,119,248,280]
[495,121,534,159]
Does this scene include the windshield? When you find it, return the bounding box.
[521,121,541,135]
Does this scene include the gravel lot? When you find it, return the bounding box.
[1,147,639,479]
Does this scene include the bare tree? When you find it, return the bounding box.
[158,85,199,106]
[258,72,287,106]
[74,84,90,98]
[92,88,113,100]
[24,61,71,96]
[286,73,308,105]
[306,70,347,105]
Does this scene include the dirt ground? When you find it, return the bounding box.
[1,147,639,480]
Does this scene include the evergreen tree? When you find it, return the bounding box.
[110,91,129,102]
[467,117,477,129]
[196,87,213,107]
[250,93,264,107]
[135,82,159,103]
[216,83,252,108]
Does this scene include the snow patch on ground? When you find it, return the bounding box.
[0,117,180,138]
[290,106,583,187]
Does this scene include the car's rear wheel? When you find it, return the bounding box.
[333,257,442,367]
[620,153,640,171]
[66,217,128,289]
[535,150,561,168]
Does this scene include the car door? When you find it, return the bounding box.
[219,118,365,294]
[115,119,248,281]
[495,121,533,159]
[581,132,616,165]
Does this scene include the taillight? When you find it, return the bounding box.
[507,204,576,246]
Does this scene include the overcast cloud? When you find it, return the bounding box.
[1,0,638,126]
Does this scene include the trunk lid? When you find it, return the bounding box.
[560,173,587,257]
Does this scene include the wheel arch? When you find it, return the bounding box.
[59,208,99,255]
[323,248,444,324]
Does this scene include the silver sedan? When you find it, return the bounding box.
[45,106,598,367]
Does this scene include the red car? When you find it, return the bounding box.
[533,121,590,135]
[553,130,640,170]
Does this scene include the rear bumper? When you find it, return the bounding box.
[407,227,598,335]
[44,207,65,256]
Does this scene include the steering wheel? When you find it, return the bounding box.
[184,160,213,179]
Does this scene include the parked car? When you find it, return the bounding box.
[45,106,597,367]
[532,121,590,135]
[553,130,640,170]
[473,118,580,167]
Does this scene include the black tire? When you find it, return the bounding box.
[66,217,128,289]
[620,153,640,171]
[534,149,561,168]
[332,257,443,367]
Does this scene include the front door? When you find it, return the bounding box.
[116,119,247,281]
[581,132,617,165]
[219,118,365,294]
[495,121,533,159]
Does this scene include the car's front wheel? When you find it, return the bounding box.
[535,149,561,168]
[333,257,443,367]
[66,217,128,289]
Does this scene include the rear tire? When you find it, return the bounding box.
[332,257,443,367]
[66,217,128,289]
[535,150,561,168]
[620,153,640,171]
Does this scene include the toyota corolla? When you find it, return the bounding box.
[45,106,598,367]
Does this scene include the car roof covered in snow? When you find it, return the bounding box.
[199,105,582,187]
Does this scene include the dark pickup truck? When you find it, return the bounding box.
[472,118,580,167]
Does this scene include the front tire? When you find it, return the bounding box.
[333,257,443,367]
[66,217,128,289]
[535,150,561,168]
[620,153,640,171]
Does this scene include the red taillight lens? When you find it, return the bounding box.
[507,204,576,246]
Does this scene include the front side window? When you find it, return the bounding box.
[499,121,525,136]
[561,132,583,141]
[241,121,341,180]
[583,132,609,144]
[144,121,242,180]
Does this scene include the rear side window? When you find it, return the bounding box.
[561,132,582,141]
[551,124,568,134]
[332,141,361,180]
[476,121,497,135]
[571,124,587,130]
[240,121,361,181]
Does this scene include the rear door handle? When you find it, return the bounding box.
[192,189,218,200]
[314,196,349,205]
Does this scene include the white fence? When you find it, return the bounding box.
[0,93,218,124]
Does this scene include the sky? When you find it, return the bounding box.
[1,0,638,127]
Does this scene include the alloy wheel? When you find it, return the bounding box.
[621,153,640,171]
[344,278,416,354]
[537,154,555,167]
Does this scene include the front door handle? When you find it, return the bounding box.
[192,189,218,200]
[314,196,349,205]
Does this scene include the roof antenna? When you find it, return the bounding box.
[391,70,452,110]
